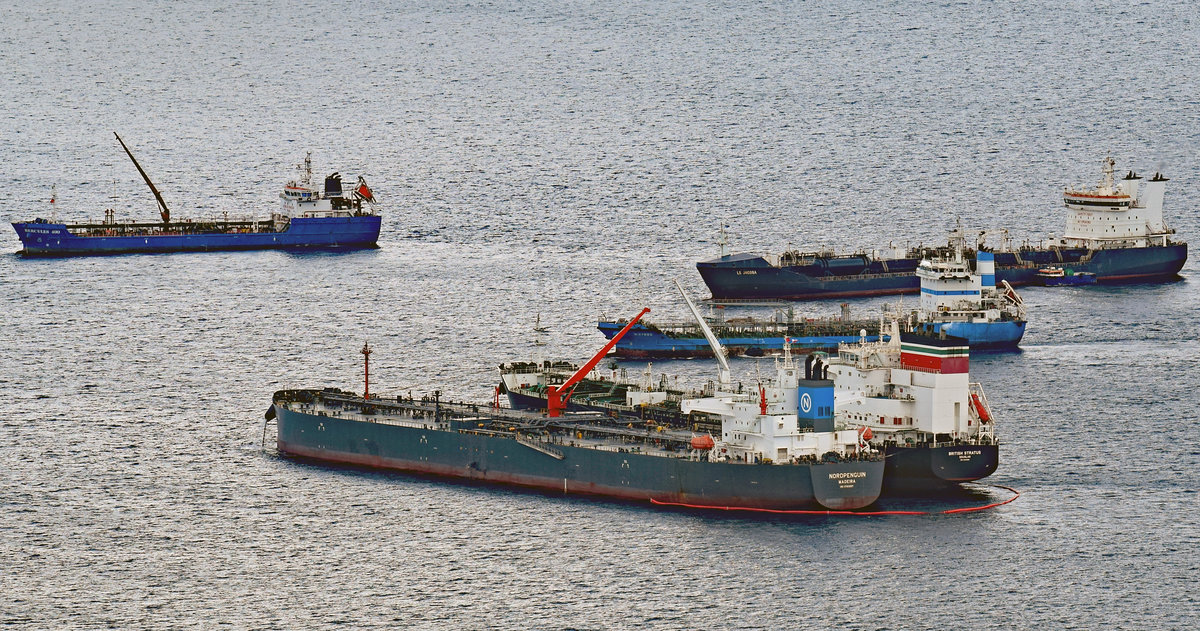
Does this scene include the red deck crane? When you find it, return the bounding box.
[545,307,650,417]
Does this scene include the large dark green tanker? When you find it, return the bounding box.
[270,388,885,512]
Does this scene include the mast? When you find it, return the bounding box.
[113,132,171,224]
[361,342,372,399]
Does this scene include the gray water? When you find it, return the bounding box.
[2,1,1198,628]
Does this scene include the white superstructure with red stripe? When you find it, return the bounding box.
[828,322,995,448]
[1057,156,1172,248]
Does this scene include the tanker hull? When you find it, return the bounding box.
[275,399,883,511]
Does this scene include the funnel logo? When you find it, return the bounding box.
[800,393,812,413]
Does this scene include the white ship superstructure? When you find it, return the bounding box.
[1055,156,1173,248]
[681,343,870,464]
[913,245,1025,327]
[828,322,996,450]
[674,278,870,466]
[277,152,376,224]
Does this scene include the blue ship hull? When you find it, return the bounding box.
[919,320,1026,351]
[597,322,883,358]
[698,244,1187,300]
[597,320,1023,357]
[12,215,381,256]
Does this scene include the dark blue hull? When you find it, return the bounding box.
[12,215,381,256]
[881,444,1000,494]
[274,398,884,511]
[698,244,1187,300]
[505,390,999,493]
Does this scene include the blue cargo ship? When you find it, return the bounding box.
[600,250,1026,357]
[11,134,381,256]
[698,158,1186,300]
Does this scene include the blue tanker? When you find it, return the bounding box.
[698,158,1186,300]
[12,134,381,256]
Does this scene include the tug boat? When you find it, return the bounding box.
[11,133,381,256]
[1036,267,1098,286]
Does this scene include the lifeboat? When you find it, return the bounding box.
[970,394,991,423]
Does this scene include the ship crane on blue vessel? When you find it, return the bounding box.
[673,279,732,389]
[113,132,171,224]
[545,307,650,417]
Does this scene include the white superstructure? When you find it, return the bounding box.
[675,279,869,465]
[1053,156,1173,249]
[277,152,377,222]
[828,322,996,449]
[680,341,868,464]
[913,242,1025,326]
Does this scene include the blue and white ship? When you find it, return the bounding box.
[11,133,381,256]
[697,157,1186,299]
[597,249,1026,357]
[908,249,1026,349]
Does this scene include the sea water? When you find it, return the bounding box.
[1,1,1197,628]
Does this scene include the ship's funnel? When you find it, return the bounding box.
[1121,170,1142,201]
[796,373,835,433]
[1142,173,1169,233]
[325,173,343,198]
[976,251,996,290]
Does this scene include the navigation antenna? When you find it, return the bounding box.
[532,313,549,366]
[361,341,372,399]
[674,279,731,389]
[49,183,58,223]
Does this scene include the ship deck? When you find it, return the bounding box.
[276,389,707,460]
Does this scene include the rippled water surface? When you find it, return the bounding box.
[2,1,1198,629]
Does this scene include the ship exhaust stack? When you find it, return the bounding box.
[1142,173,1169,234]
[1120,170,1142,202]
[325,173,343,198]
[977,251,996,290]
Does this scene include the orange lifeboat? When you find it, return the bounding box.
[857,426,873,442]
[970,394,991,423]
[691,434,715,450]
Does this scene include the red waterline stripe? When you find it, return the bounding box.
[649,484,1020,516]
